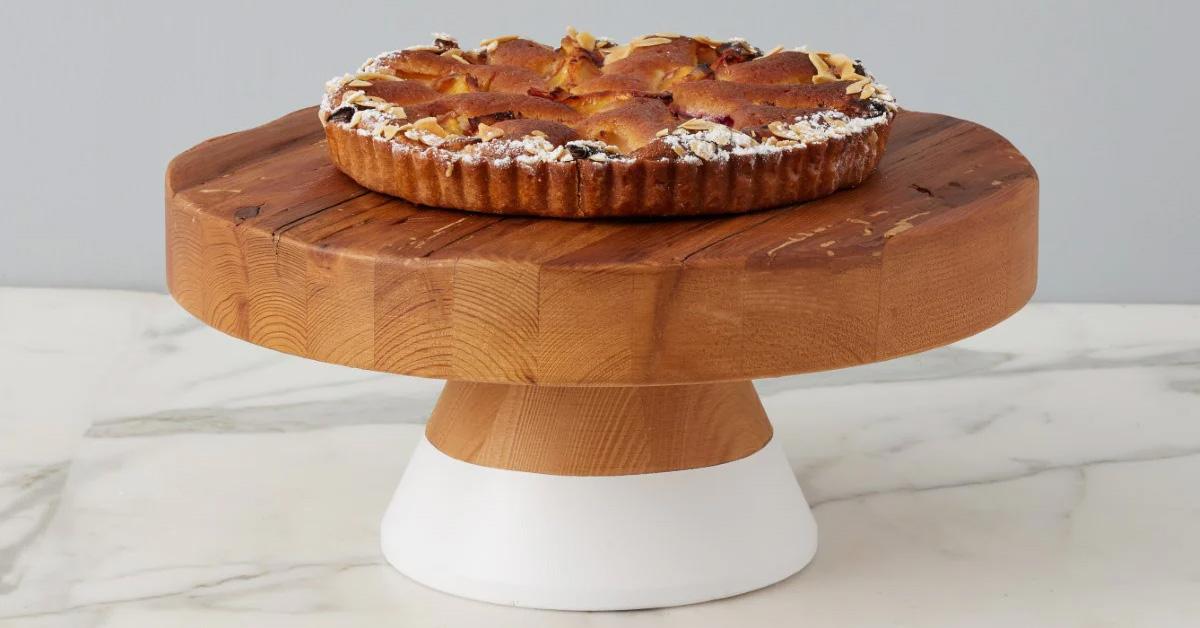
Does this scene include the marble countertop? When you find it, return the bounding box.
[1,287,1198,627]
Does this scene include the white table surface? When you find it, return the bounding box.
[1,287,1198,627]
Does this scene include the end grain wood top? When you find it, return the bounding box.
[166,108,1037,385]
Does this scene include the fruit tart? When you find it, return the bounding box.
[320,30,897,218]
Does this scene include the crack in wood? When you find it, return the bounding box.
[418,219,503,258]
[268,191,371,249]
[678,212,790,265]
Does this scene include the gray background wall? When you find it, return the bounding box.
[1,1,1196,302]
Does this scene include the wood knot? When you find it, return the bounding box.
[233,206,261,222]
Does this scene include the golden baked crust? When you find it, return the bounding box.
[319,31,897,218]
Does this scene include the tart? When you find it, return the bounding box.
[319,30,897,218]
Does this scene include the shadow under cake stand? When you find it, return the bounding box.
[165,109,1037,611]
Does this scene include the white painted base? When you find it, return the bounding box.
[381,435,817,611]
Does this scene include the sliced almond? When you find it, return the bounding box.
[763,45,784,57]
[355,71,401,82]
[693,35,725,47]
[602,43,633,64]
[860,83,877,99]
[632,36,672,48]
[808,52,831,74]
[529,129,547,137]
[688,139,717,161]
[671,144,687,157]
[767,120,796,139]
[388,105,407,118]
[479,34,519,48]
[807,52,839,84]
[846,78,870,94]
[827,53,852,71]
[477,123,505,141]
[441,49,470,64]
[347,79,372,87]
[341,90,366,106]
[790,121,815,137]
[576,31,596,51]
[412,116,449,137]
[679,118,718,131]
[708,125,733,146]
[347,110,362,128]
[381,125,401,140]
[564,26,598,52]
[655,128,669,137]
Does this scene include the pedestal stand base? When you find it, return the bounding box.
[381,435,816,610]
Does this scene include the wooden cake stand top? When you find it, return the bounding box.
[166,109,1037,386]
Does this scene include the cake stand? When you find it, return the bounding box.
[165,109,1037,610]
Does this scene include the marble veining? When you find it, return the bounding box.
[1,288,1198,627]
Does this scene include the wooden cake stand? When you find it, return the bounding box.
[165,109,1037,610]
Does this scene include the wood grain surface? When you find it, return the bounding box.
[425,381,772,475]
[166,109,1037,385]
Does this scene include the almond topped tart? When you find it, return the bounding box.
[319,30,897,218]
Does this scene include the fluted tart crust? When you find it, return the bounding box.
[320,31,897,218]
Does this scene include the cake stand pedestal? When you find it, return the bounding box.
[165,109,1037,610]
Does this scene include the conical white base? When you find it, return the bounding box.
[381,436,817,610]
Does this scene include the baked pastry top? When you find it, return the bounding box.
[319,30,897,218]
